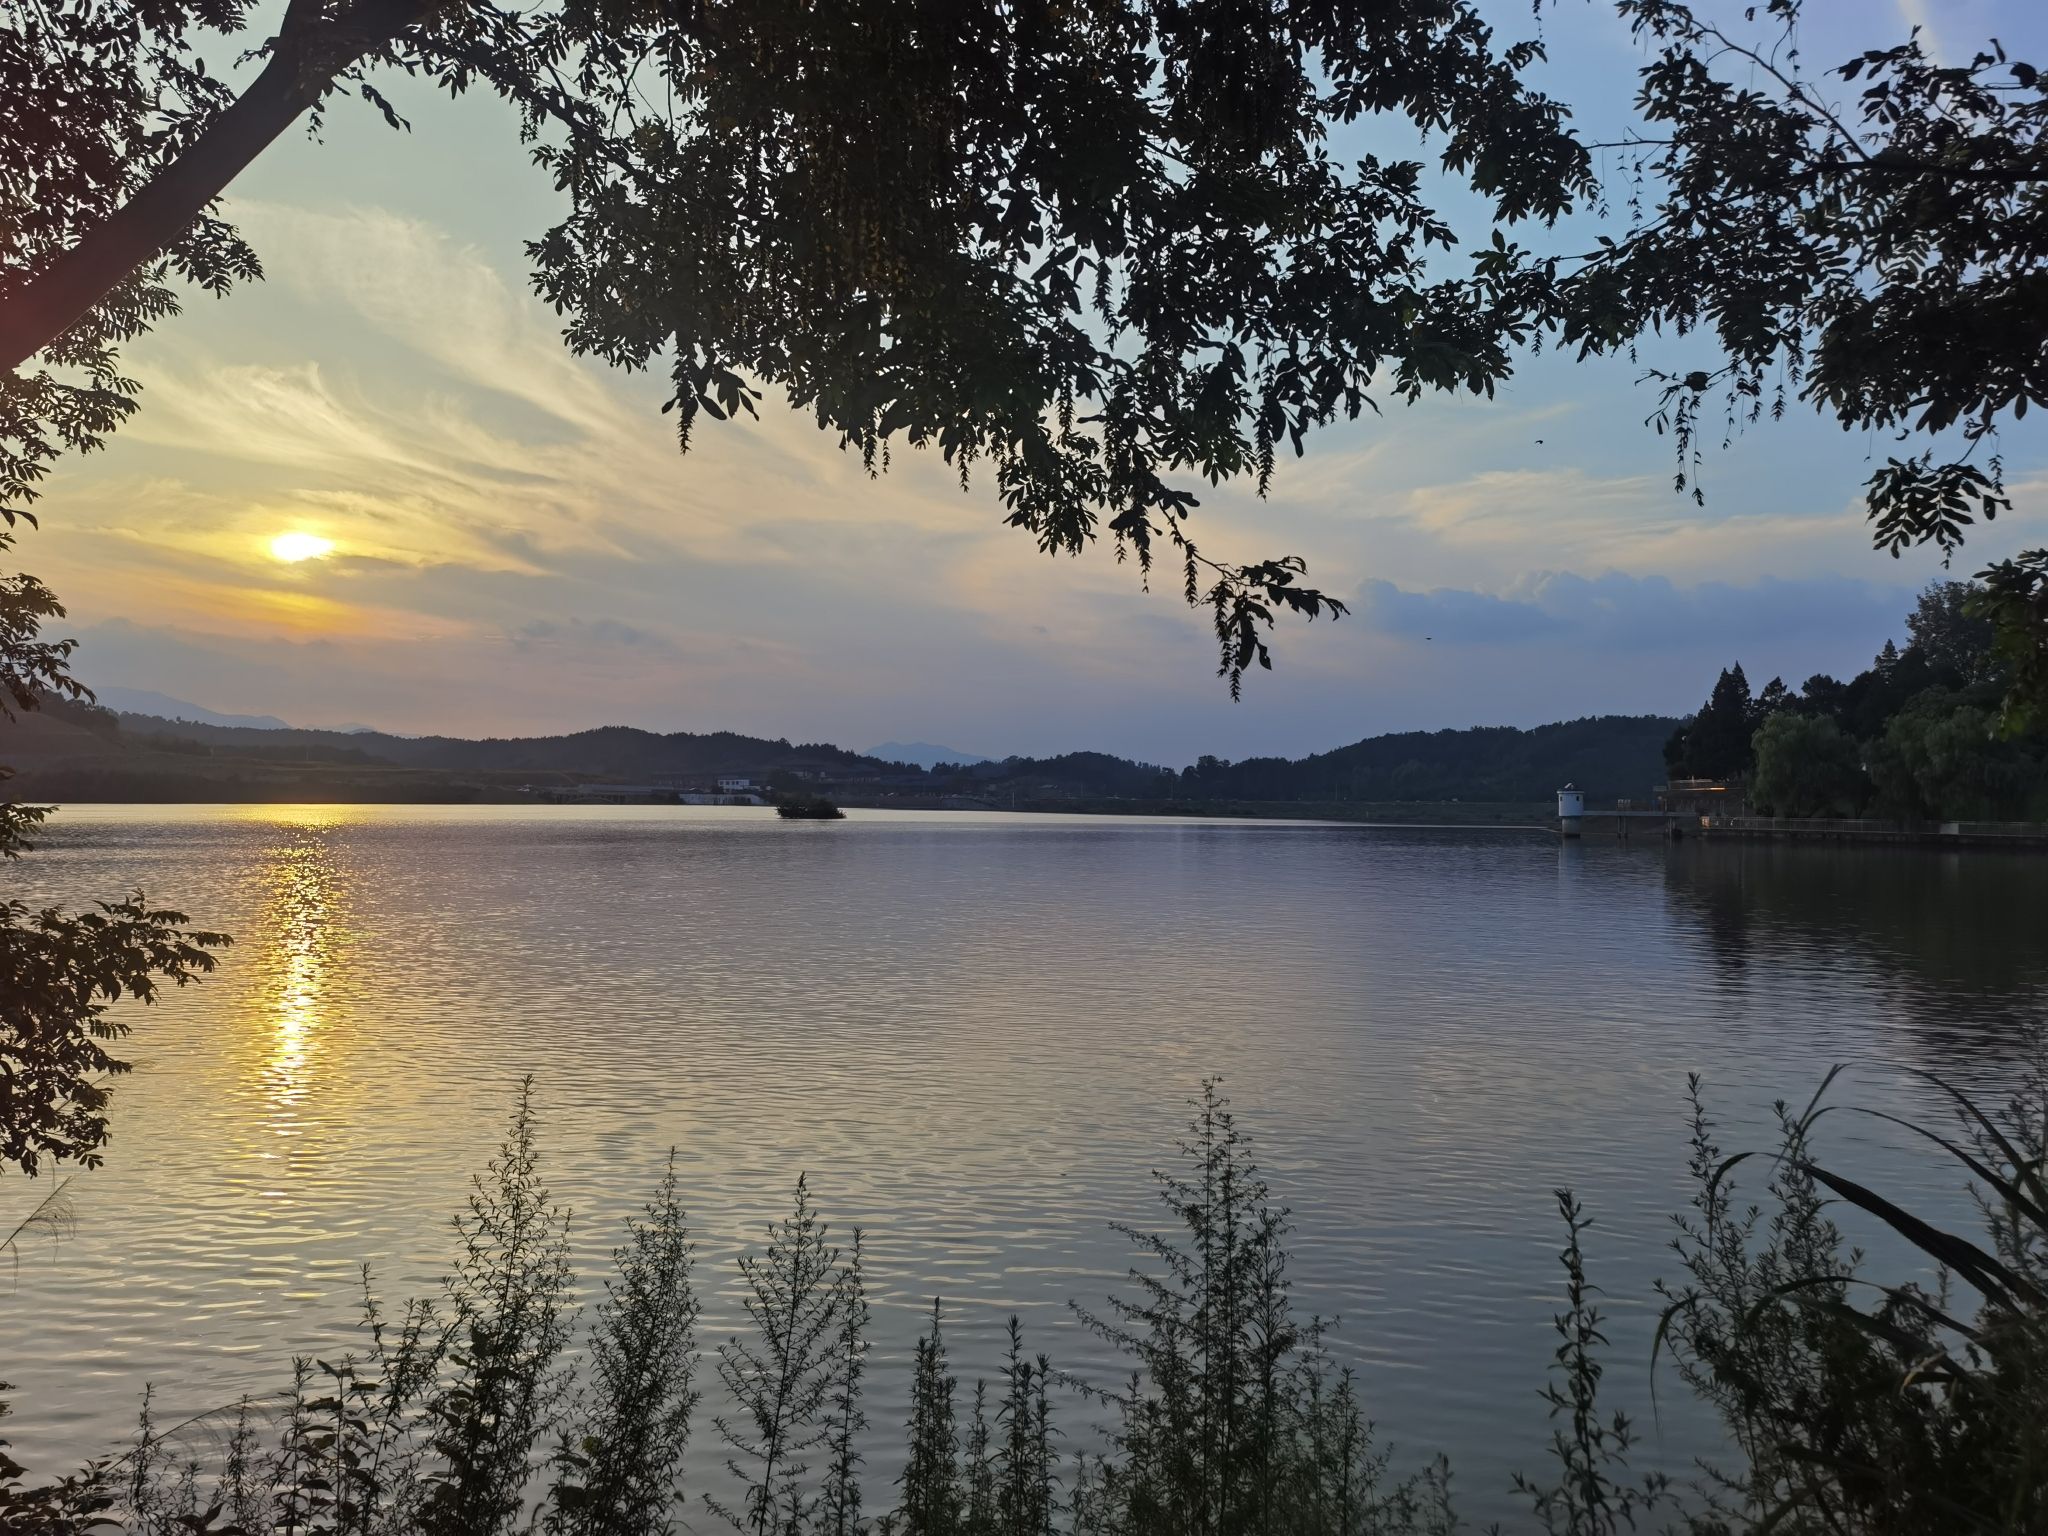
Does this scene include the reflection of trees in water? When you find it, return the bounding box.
[1660,842,2048,1069]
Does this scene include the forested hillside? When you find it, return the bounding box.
[113,716,882,779]
[2,705,1679,808]
[1173,716,1673,803]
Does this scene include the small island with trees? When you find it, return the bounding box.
[775,794,846,821]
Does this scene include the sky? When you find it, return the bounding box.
[24,0,2048,765]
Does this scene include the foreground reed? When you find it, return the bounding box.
[2,1057,2044,1535]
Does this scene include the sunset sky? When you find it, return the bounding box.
[28,0,2048,764]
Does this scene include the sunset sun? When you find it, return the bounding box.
[270,531,334,563]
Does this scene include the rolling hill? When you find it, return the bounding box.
[1,699,1677,811]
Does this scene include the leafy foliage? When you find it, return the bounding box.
[5,0,2047,714]
[1512,1193,1666,1536]
[0,0,263,514]
[822,1232,870,1536]
[1971,554,2048,737]
[1,460,228,1186]
[0,524,89,859]
[0,0,1615,693]
[898,1301,962,1536]
[11,1068,2048,1534]
[1748,712,1866,819]
[419,1074,575,1536]
[0,533,86,724]
[1563,0,2046,552]
[0,1384,115,1535]
[1654,1057,2048,1533]
[0,888,226,1175]
[1071,1081,1436,1536]
[1673,581,2048,822]
[1556,1,2048,734]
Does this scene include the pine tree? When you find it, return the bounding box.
[1672,664,1762,781]
[1752,675,1790,726]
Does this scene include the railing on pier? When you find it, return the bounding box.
[1708,816,1899,834]
[1705,816,2048,845]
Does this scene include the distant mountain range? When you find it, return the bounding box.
[87,688,406,737]
[91,687,291,731]
[3,695,1678,811]
[866,741,990,768]
[88,691,984,764]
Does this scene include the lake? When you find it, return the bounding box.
[3,805,2044,1524]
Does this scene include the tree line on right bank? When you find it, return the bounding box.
[1665,581,2048,823]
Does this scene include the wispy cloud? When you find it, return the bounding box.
[101,203,1002,584]
[1895,0,1943,61]
[28,151,2044,758]
[1355,571,1916,664]
[510,616,672,652]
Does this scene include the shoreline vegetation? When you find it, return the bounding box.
[0,704,1674,816]
[4,1067,2045,1536]
[10,579,2045,834]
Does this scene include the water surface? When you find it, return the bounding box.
[3,806,2043,1521]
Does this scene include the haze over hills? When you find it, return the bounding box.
[866,741,991,768]
[89,688,988,766]
[87,687,394,736]
[1,696,1677,813]
[91,687,292,731]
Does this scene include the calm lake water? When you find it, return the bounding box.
[4,805,2045,1523]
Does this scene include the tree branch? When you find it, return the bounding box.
[0,0,432,375]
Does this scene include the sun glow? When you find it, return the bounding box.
[270,531,334,563]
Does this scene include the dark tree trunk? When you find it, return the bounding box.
[0,0,425,375]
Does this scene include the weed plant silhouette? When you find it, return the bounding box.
[894,1299,963,1536]
[420,1076,574,1536]
[5,1067,2046,1535]
[1652,1051,2048,1533]
[709,1173,853,1535]
[547,1151,698,1536]
[1069,1081,1440,1536]
[822,1231,870,1536]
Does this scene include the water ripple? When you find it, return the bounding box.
[3,807,2043,1524]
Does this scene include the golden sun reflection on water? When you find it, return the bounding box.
[231,803,361,832]
[249,812,357,1129]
